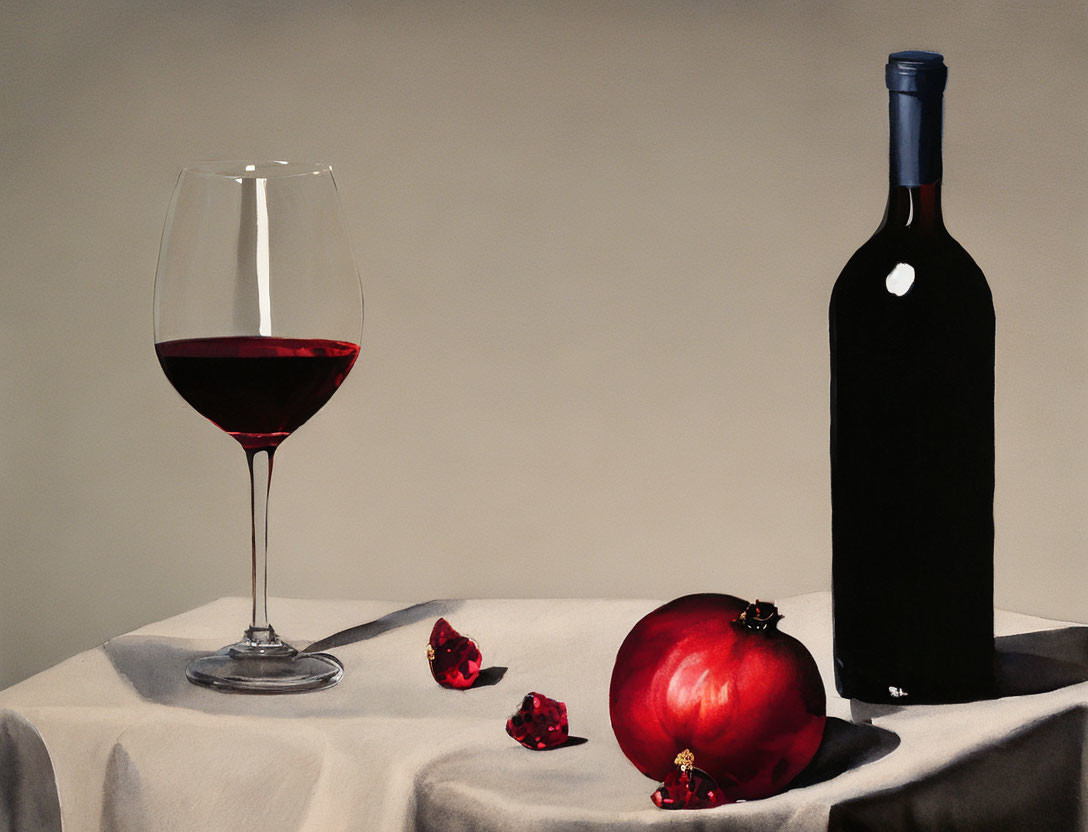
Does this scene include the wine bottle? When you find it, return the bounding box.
[829,51,995,704]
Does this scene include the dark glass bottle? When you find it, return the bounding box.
[829,51,995,704]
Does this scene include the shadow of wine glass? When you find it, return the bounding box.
[300,599,465,653]
[102,599,469,717]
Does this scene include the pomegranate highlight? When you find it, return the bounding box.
[609,594,826,803]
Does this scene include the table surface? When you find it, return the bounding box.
[1,593,1087,832]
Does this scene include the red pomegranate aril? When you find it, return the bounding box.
[651,751,728,810]
[506,692,569,749]
[427,618,482,689]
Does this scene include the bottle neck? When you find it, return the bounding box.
[884,89,945,232]
[881,182,944,232]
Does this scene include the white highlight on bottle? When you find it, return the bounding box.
[885,262,915,297]
[255,177,272,335]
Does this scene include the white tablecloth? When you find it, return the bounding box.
[1,593,1086,831]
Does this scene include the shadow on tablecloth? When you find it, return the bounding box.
[994,626,1088,697]
[409,718,898,830]
[101,599,495,718]
[300,599,463,653]
[848,626,1088,723]
[0,710,61,832]
[790,717,900,790]
[829,705,1088,831]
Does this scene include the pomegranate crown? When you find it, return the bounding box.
[735,599,782,632]
[674,748,696,771]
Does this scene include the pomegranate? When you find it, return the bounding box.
[609,594,826,803]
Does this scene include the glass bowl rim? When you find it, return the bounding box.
[180,160,334,180]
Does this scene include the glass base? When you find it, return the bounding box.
[186,626,343,693]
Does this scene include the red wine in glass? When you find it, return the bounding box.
[156,336,360,451]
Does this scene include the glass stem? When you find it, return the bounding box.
[245,447,278,645]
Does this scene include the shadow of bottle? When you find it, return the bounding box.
[992,626,1088,697]
[828,705,1087,831]
[847,625,1088,722]
[798,626,1088,797]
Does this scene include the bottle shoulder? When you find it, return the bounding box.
[830,226,992,311]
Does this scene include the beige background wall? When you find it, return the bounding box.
[1,0,1085,689]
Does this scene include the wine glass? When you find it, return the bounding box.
[154,161,363,693]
